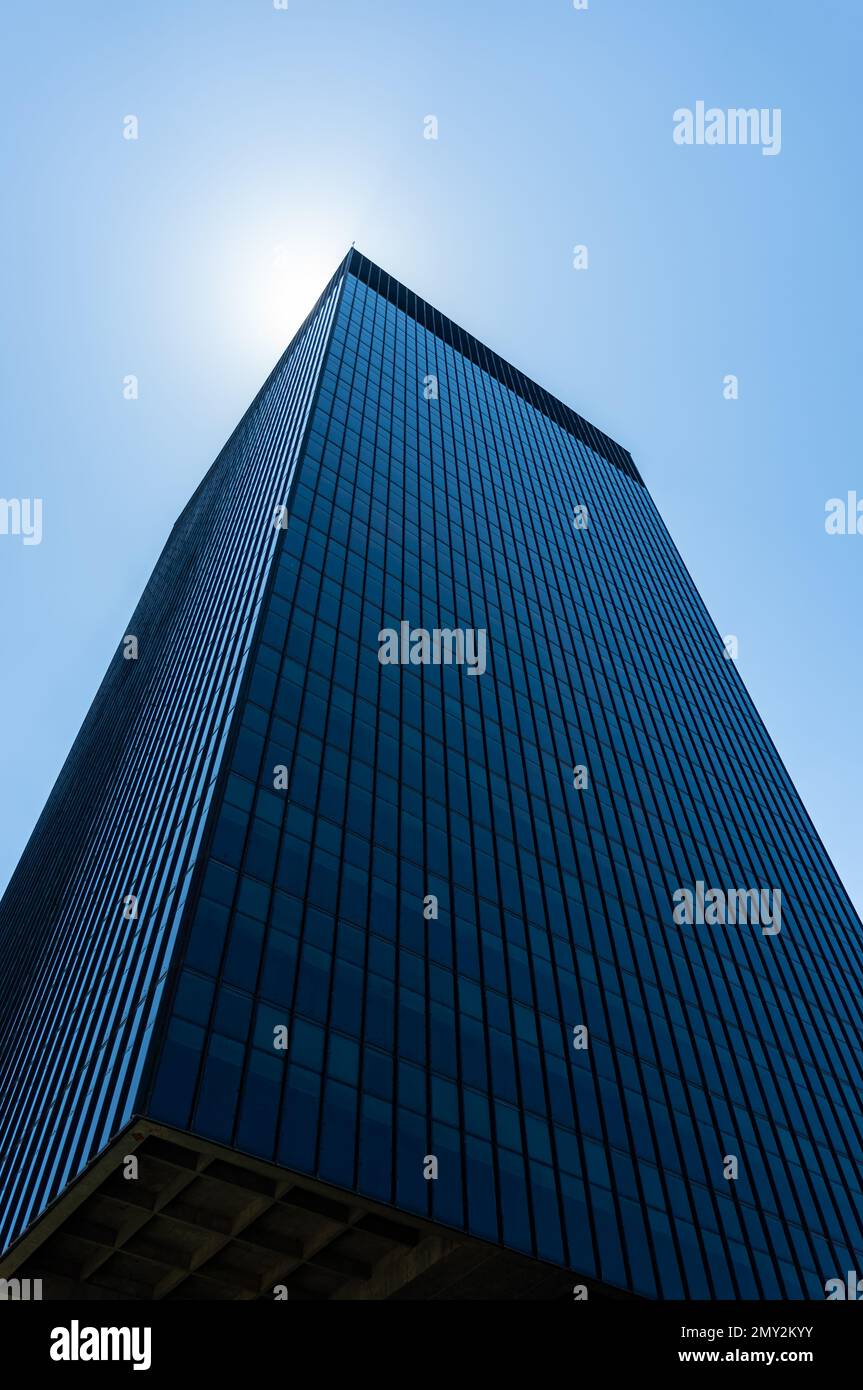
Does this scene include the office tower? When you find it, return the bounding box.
[1,250,862,1301]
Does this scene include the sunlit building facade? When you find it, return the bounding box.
[2,251,862,1299]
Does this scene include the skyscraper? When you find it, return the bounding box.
[2,250,862,1301]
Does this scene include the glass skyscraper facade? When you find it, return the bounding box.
[2,250,863,1301]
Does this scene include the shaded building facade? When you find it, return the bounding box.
[2,250,863,1299]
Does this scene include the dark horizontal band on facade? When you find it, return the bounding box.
[344,248,644,487]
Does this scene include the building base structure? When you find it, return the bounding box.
[0,1121,628,1301]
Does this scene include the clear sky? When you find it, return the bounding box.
[2,0,861,916]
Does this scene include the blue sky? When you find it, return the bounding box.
[2,0,862,914]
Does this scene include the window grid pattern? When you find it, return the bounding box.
[146,268,863,1299]
[0,267,342,1252]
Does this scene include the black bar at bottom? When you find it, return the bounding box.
[0,1298,857,1376]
